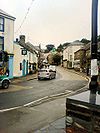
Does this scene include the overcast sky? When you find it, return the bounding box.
[0,0,100,48]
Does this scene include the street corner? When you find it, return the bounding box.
[0,84,26,93]
[0,73,38,93]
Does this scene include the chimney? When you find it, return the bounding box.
[19,35,25,45]
[16,38,19,42]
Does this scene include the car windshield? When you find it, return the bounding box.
[39,69,48,72]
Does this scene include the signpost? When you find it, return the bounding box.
[89,0,99,92]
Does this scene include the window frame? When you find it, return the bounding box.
[0,36,4,50]
[0,17,4,32]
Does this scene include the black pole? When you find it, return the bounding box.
[89,0,98,92]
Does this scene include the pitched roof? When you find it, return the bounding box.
[26,42,39,51]
[70,40,84,45]
[85,42,90,50]
[0,9,16,20]
[25,42,39,55]
[26,42,44,52]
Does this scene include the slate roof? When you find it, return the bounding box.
[70,40,84,45]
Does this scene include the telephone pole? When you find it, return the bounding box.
[89,0,98,92]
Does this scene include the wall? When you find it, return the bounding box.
[13,43,28,77]
[63,48,68,61]
[13,43,23,77]
[13,42,38,77]
[4,18,14,54]
[63,45,83,68]
[0,15,15,78]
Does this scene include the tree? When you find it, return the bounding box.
[57,44,63,52]
[46,44,55,52]
[52,53,61,65]
[44,49,49,53]
[80,38,90,44]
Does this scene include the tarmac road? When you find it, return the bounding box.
[0,67,88,110]
[0,67,89,132]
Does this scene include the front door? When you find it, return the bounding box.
[22,59,26,76]
[8,55,13,79]
[26,60,28,75]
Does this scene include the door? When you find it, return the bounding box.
[22,59,26,76]
[8,55,13,79]
[26,60,28,75]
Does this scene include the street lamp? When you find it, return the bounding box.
[89,0,99,92]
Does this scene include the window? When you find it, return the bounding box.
[0,37,4,50]
[20,63,22,70]
[70,55,72,61]
[29,53,31,61]
[0,17,4,32]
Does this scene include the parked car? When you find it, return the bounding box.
[0,75,10,89]
[38,68,56,80]
[49,65,56,73]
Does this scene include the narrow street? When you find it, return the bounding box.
[0,67,88,132]
[0,67,88,110]
[0,97,66,133]
[0,1,100,133]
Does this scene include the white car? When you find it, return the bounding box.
[38,68,56,80]
[49,65,56,73]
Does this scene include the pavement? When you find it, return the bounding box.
[35,117,66,133]
[11,73,37,84]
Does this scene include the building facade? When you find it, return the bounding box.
[13,36,38,77]
[0,9,15,78]
[74,48,86,72]
[63,40,84,68]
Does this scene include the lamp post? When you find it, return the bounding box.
[89,0,98,92]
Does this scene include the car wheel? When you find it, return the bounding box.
[38,77,41,80]
[54,75,56,79]
[49,75,52,80]
[2,80,9,89]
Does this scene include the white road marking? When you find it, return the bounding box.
[0,106,21,113]
[0,85,88,112]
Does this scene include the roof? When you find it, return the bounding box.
[15,40,38,55]
[0,9,16,20]
[74,47,85,54]
[85,43,90,50]
[63,41,84,50]
[26,42,40,52]
[70,40,84,45]
[26,42,44,52]
[23,42,38,55]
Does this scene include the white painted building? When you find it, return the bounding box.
[26,42,38,65]
[13,39,38,77]
[13,41,27,77]
[0,9,15,78]
[0,9,15,53]
[63,40,84,68]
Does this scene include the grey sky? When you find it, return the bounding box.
[0,0,100,48]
